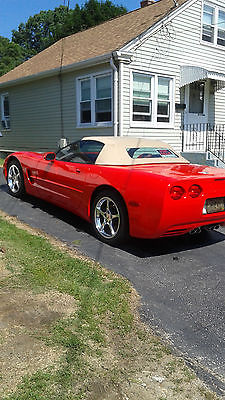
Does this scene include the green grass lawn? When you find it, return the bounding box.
[0,215,219,400]
[0,158,5,167]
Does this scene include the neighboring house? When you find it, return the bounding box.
[1,0,225,166]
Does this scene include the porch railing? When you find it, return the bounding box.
[182,123,225,163]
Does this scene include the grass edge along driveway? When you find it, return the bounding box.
[0,158,5,167]
[0,212,220,400]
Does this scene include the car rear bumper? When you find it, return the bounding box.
[128,195,225,239]
[130,213,225,239]
[159,218,225,237]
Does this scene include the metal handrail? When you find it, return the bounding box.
[182,123,225,164]
[207,128,225,163]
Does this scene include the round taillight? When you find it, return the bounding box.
[170,186,185,200]
[188,184,202,198]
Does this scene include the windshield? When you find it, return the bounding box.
[56,140,104,163]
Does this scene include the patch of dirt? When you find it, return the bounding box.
[0,261,11,280]
[83,320,219,400]
[84,366,216,400]
[0,288,77,396]
[120,367,207,400]
[0,328,59,396]
[0,246,11,281]
[0,289,77,329]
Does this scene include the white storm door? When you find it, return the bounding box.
[184,80,209,125]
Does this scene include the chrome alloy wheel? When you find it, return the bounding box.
[94,196,120,239]
[8,164,21,194]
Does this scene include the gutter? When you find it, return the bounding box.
[0,53,112,89]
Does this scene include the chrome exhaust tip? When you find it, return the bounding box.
[204,224,220,231]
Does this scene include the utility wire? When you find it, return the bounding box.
[59,37,65,140]
[58,1,70,143]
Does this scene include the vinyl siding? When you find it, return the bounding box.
[0,64,113,152]
[0,77,61,152]
[121,0,225,151]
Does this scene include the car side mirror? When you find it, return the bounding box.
[44,152,56,161]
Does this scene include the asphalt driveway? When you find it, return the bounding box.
[0,170,224,395]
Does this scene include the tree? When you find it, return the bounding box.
[12,6,72,57]
[63,0,127,36]
[81,0,127,29]
[12,1,127,57]
[0,36,25,76]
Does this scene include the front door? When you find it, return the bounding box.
[184,80,209,125]
[183,80,209,152]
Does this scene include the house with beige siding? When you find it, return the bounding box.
[1,0,225,165]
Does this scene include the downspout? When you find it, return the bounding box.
[112,50,133,137]
[119,61,124,137]
[58,37,68,148]
[110,56,118,137]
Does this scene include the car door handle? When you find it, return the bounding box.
[76,168,81,173]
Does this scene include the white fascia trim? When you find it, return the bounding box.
[120,0,199,53]
[0,53,112,90]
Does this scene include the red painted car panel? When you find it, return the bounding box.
[3,139,225,241]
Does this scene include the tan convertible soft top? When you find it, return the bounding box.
[82,136,189,165]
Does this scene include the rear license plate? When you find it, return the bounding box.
[205,197,225,214]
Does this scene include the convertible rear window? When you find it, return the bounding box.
[126,147,179,159]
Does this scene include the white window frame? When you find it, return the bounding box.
[76,71,113,128]
[217,8,225,46]
[132,72,153,123]
[201,1,225,48]
[130,70,175,128]
[1,93,10,130]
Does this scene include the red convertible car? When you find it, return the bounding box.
[3,136,225,244]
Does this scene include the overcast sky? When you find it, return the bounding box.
[0,0,141,40]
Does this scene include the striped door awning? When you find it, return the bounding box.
[180,65,225,89]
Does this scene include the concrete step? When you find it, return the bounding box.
[181,152,225,168]
[181,152,215,167]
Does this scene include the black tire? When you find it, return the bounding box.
[91,189,128,245]
[7,159,25,198]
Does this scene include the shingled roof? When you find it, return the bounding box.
[0,0,188,86]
